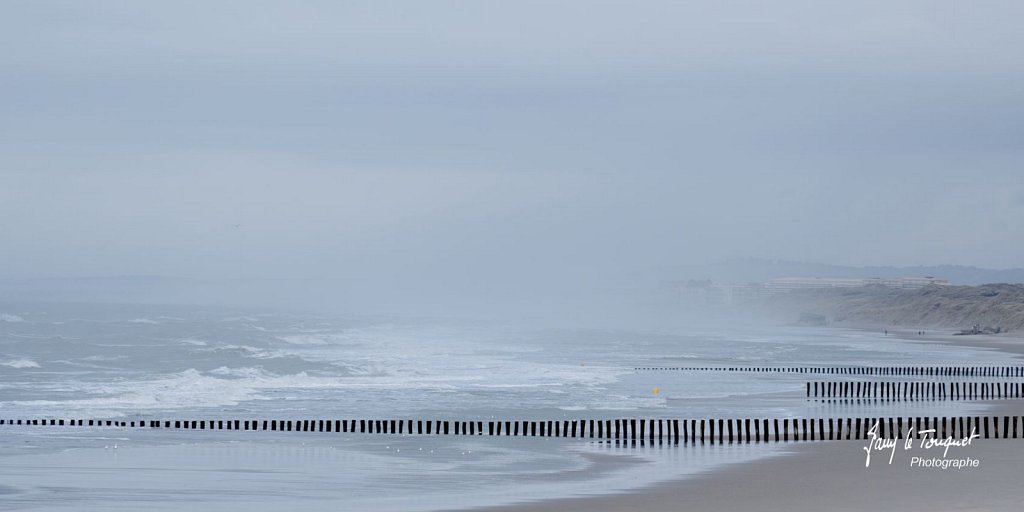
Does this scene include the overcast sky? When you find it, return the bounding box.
[3,1,1023,287]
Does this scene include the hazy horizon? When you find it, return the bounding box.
[4,1,1024,315]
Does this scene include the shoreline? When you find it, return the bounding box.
[884,328,1024,360]
[454,328,1024,512]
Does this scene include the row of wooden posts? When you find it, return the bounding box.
[635,366,1024,376]
[3,416,1022,442]
[807,381,1024,400]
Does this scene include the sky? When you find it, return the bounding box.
[3,1,1023,297]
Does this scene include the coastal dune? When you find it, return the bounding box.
[755,284,1024,333]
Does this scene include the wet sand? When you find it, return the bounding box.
[460,331,1024,512]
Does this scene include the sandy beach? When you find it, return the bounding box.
[464,437,1024,512]
[458,331,1024,512]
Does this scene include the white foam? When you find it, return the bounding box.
[7,366,468,415]
[83,355,125,362]
[201,344,287,359]
[5,333,51,339]
[1,313,24,322]
[129,318,158,324]
[1,358,40,368]
[209,366,269,377]
[276,334,332,345]
[222,316,259,322]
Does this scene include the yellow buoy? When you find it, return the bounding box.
[651,387,660,394]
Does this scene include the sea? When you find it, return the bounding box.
[0,302,1017,511]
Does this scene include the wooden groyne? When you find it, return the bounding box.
[2,416,1021,442]
[635,366,1024,376]
[806,381,1024,400]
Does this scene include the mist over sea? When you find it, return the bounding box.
[0,302,1013,511]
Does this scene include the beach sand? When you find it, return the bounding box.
[464,439,1023,512]
[456,331,1024,512]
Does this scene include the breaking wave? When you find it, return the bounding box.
[1,358,40,369]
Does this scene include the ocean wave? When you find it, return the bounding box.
[1,314,24,322]
[7,367,463,414]
[5,333,53,339]
[1,358,40,368]
[83,355,126,362]
[276,334,333,345]
[199,344,288,359]
[558,406,588,411]
[129,318,158,324]
[208,366,276,378]
[5,358,629,415]
[221,316,259,322]
[50,358,124,370]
